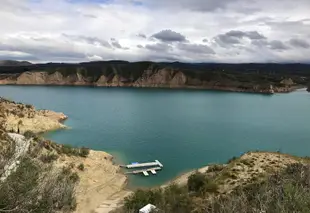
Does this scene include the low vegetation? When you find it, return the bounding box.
[0,126,90,213]
[115,153,310,213]
[0,156,77,213]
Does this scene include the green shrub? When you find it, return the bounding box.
[240,159,254,167]
[203,180,219,193]
[208,164,225,172]
[69,172,80,183]
[39,153,58,163]
[77,163,85,171]
[188,172,206,193]
[0,156,77,213]
[24,130,36,139]
[227,156,238,164]
[79,147,90,157]
[60,144,90,157]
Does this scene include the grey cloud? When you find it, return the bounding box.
[62,34,111,48]
[145,43,172,52]
[252,39,289,51]
[137,44,143,48]
[151,30,187,43]
[215,34,241,47]
[202,39,208,43]
[110,38,129,50]
[83,14,97,19]
[177,43,215,54]
[111,41,122,49]
[144,0,238,12]
[269,40,288,51]
[245,31,266,40]
[225,30,266,40]
[0,43,86,62]
[215,30,266,48]
[266,19,310,35]
[1,0,31,12]
[251,40,269,47]
[137,33,147,39]
[289,38,310,48]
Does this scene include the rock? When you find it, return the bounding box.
[0,97,68,134]
[280,78,294,87]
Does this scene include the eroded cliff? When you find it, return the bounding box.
[0,61,309,94]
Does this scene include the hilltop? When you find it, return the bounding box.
[0,61,309,93]
[0,60,32,66]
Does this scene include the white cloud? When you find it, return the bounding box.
[0,0,309,63]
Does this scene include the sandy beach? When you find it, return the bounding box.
[56,150,130,213]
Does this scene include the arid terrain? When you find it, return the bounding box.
[0,97,129,213]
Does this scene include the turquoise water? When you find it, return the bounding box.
[1,86,310,188]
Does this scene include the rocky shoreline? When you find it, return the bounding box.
[0,97,68,134]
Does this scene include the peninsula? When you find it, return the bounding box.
[1,60,309,94]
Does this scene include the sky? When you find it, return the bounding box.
[0,0,310,63]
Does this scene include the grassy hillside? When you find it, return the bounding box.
[114,152,310,213]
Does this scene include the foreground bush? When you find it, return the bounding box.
[0,157,77,213]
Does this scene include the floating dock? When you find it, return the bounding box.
[122,160,163,169]
[125,167,162,176]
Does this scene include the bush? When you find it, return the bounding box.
[69,172,80,183]
[39,153,59,163]
[77,163,84,171]
[188,172,206,193]
[24,130,36,139]
[79,147,90,157]
[240,159,254,167]
[227,156,238,164]
[60,145,90,157]
[208,164,225,172]
[204,181,219,193]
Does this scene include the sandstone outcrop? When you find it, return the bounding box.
[0,98,67,134]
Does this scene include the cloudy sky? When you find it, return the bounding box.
[0,0,310,63]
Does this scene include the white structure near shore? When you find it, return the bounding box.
[139,204,157,213]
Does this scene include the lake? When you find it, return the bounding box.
[1,85,310,188]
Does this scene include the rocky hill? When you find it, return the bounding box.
[0,97,67,134]
[0,61,309,94]
[0,60,32,66]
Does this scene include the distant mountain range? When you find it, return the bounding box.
[0,60,32,66]
[0,60,309,94]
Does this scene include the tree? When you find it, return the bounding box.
[187,172,206,193]
[17,120,23,134]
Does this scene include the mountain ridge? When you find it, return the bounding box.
[0,60,309,94]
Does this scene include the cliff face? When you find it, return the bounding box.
[0,61,308,94]
[0,97,67,134]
